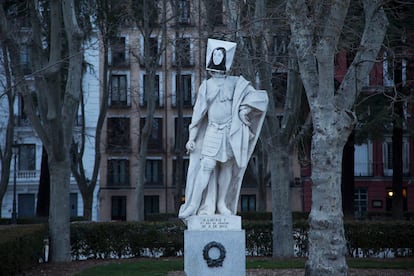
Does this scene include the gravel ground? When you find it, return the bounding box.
[169,269,414,276]
[19,258,414,276]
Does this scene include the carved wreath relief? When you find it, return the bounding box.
[202,241,226,267]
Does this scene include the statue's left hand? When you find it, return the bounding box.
[186,140,196,154]
[239,106,251,126]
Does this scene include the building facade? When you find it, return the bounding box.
[4,1,410,222]
[302,49,414,217]
[97,0,304,220]
[0,35,100,220]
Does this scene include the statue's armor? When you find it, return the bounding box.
[201,77,235,162]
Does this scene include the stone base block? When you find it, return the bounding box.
[184,229,245,276]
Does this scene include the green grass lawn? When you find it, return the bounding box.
[75,257,414,276]
[76,258,183,276]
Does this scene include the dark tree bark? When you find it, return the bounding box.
[392,99,404,219]
[341,131,355,219]
[36,147,50,217]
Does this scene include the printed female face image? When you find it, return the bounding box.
[207,47,226,72]
[212,48,224,65]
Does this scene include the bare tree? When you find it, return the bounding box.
[286,0,388,274]
[171,0,186,212]
[70,0,122,221]
[224,0,304,257]
[0,44,15,218]
[128,0,168,221]
[0,0,85,262]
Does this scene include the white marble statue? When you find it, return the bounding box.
[178,39,268,219]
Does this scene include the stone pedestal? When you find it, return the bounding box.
[184,215,245,276]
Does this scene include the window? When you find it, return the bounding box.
[382,139,409,176]
[271,72,287,108]
[110,36,128,66]
[354,142,373,176]
[172,158,189,187]
[17,96,31,126]
[174,117,191,151]
[140,36,161,66]
[110,74,129,107]
[18,193,35,218]
[111,196,126,221]
[177,0,190,24]
[271,35,288,66]
[107,159,130,187]
[241,195,256,212]
[140,74,162,107]
[19,44,31,75]
[383,50,394,87]
[174,38,192,66]
[147,37,159,58]
[145,159,163,186]
[133,1,159,27]
[108,0,134,26]
[144,195,160,215]
[140,118,163,151]
[18,144,36,171]
[354,188,368,219]
[107,117,130,151]
[173,74,193,108]
[383,141,392,176]
[206,0,223,25]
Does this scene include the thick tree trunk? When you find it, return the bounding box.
[82,190,93,220]
[136,157,146,221]
[48,159,71,262]
[305,110,350,275]
[287,1,387,274]
[271,144,293,257]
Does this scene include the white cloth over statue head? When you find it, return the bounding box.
[206,38,237,73]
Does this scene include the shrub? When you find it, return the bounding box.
[3,217,413,275]
[345,221,414,257]
[70,220,414,259]
[71,221,186,259]
[0,224,47,275]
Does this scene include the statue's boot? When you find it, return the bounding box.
[179,161,214,218]
[216,160,233,216]
[178,204,198,218]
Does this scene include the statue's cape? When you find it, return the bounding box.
[179,76,268,218]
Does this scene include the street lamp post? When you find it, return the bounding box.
[11,143,18,224]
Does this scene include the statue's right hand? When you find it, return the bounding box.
[186,140,196,154]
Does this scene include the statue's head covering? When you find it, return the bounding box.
[206,38,237,73]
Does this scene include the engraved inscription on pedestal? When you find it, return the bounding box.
[186,215,241,231]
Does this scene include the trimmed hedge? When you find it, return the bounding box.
[1,218,414,275]
[70,220,414,259]
[346,221,414,257]
[71,221,186,259]
[0,224,47,275]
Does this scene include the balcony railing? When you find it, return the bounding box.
[354,162,410,177]
[8,170,41,180]
[354,162,374,177]
[9,170,79,182]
